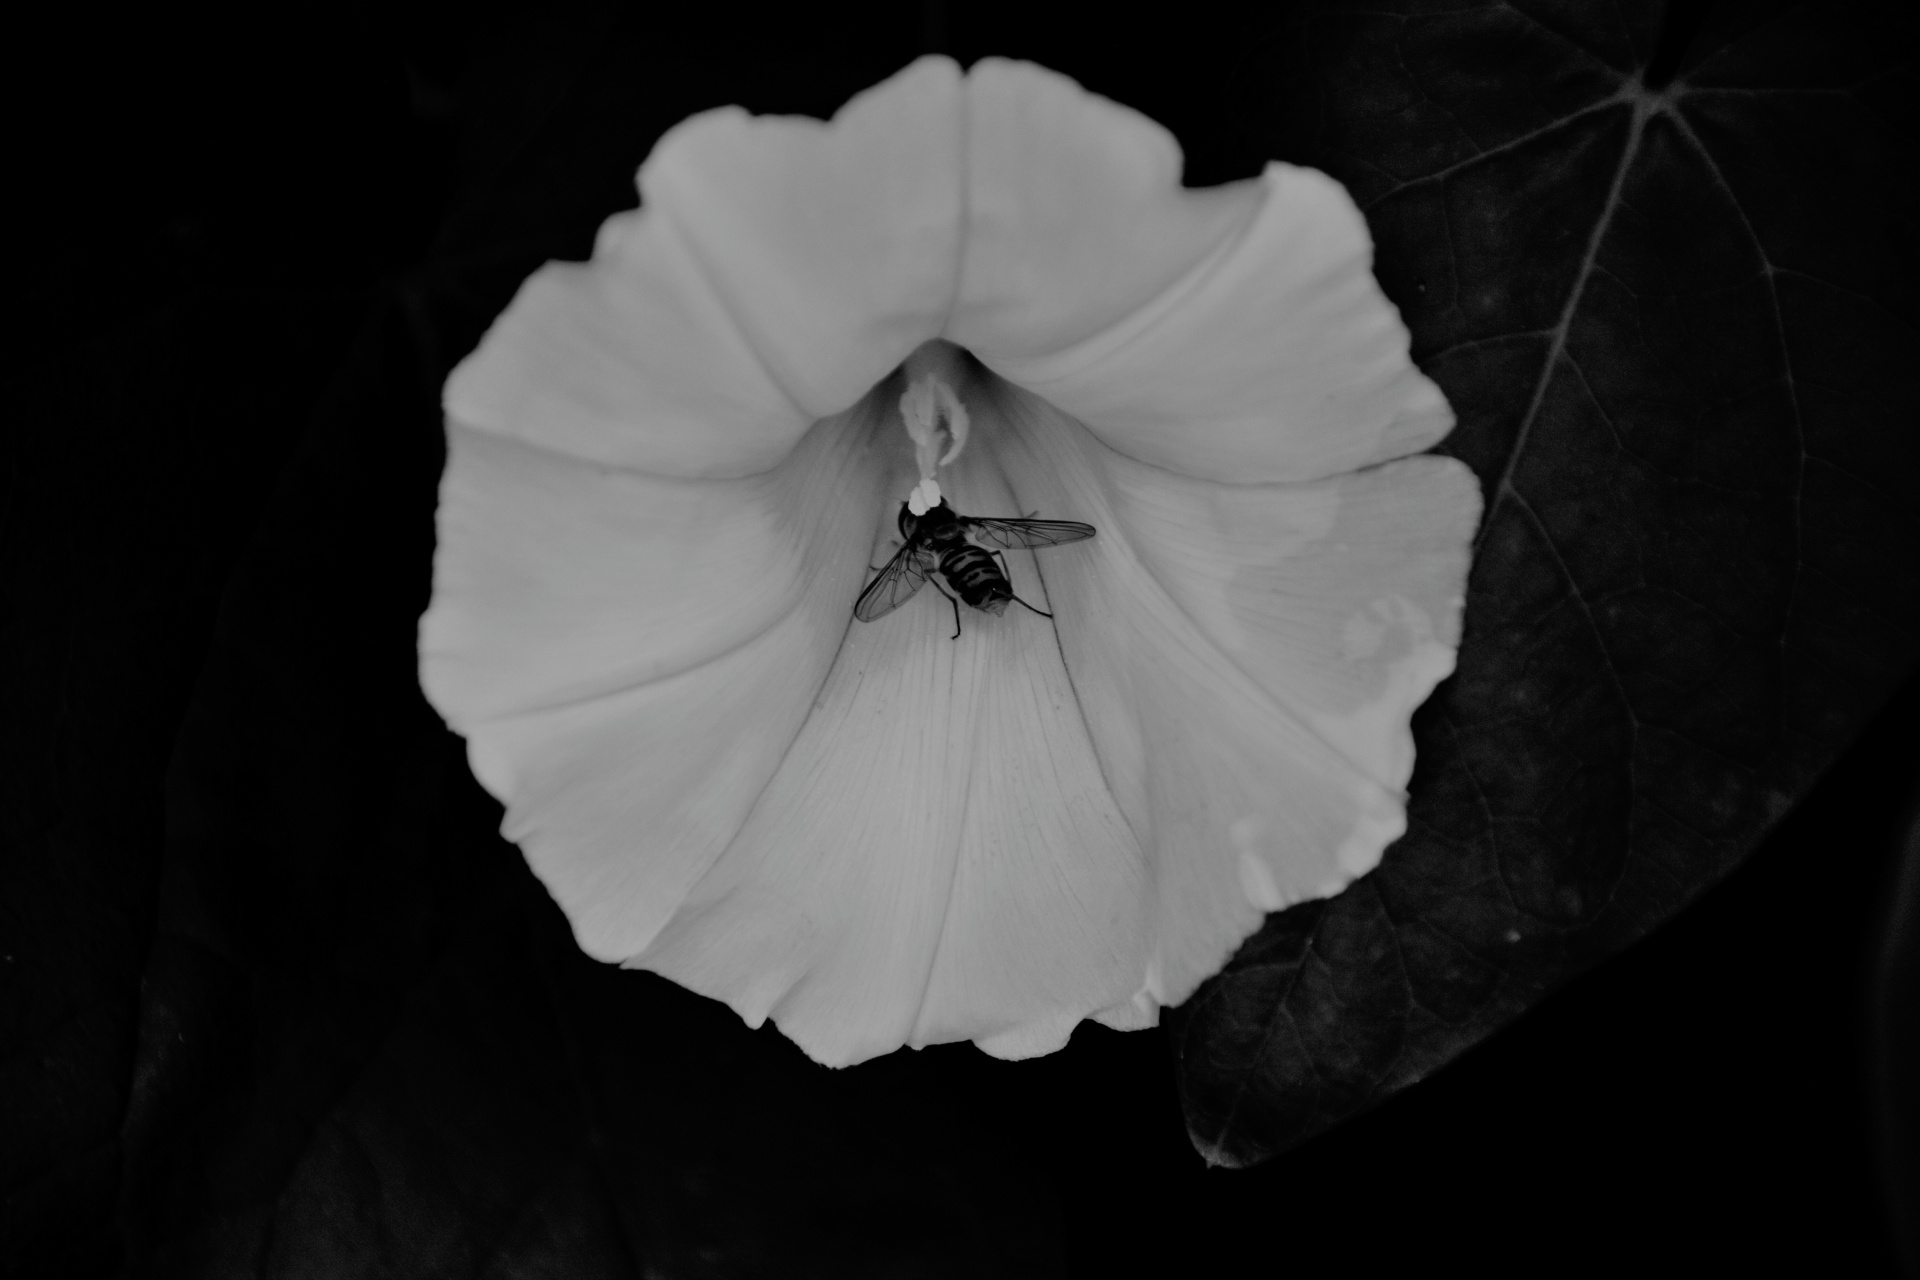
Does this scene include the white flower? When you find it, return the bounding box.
[420,57,1480,1067]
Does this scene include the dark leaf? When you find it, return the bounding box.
[2,292,373,1277]
[1165,0,1920,1165]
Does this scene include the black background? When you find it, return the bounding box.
[7,2,1915,1276]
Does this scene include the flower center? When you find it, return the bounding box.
[898,340,971,515]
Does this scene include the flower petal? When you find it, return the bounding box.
[420,398,891,959]
[632,436,1151,1066]
[1043,420,1481,793]
[952,60,1449,484]
[445,56,964,478]
[947,60,1264,365]
[980,379,1464,1008]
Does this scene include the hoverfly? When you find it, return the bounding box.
[853,497,1096,638]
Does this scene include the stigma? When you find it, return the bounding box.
[898,340,971,514]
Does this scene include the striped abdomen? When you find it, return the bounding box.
[938,546,1012,616]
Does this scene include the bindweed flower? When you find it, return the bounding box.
[421,57,1480,1066]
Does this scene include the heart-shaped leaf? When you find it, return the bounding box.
[1165,0,1919,1165]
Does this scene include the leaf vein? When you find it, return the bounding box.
[1473,94,1649,555]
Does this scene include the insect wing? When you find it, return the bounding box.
[961,516,1097,551]
[853,545,936,622]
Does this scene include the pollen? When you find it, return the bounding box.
[906,477,942,516]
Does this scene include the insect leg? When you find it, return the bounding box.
[990,547,1054,620]
[930,578,963,640]
[992,548,1053,620]
[1010,593,1053,620]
